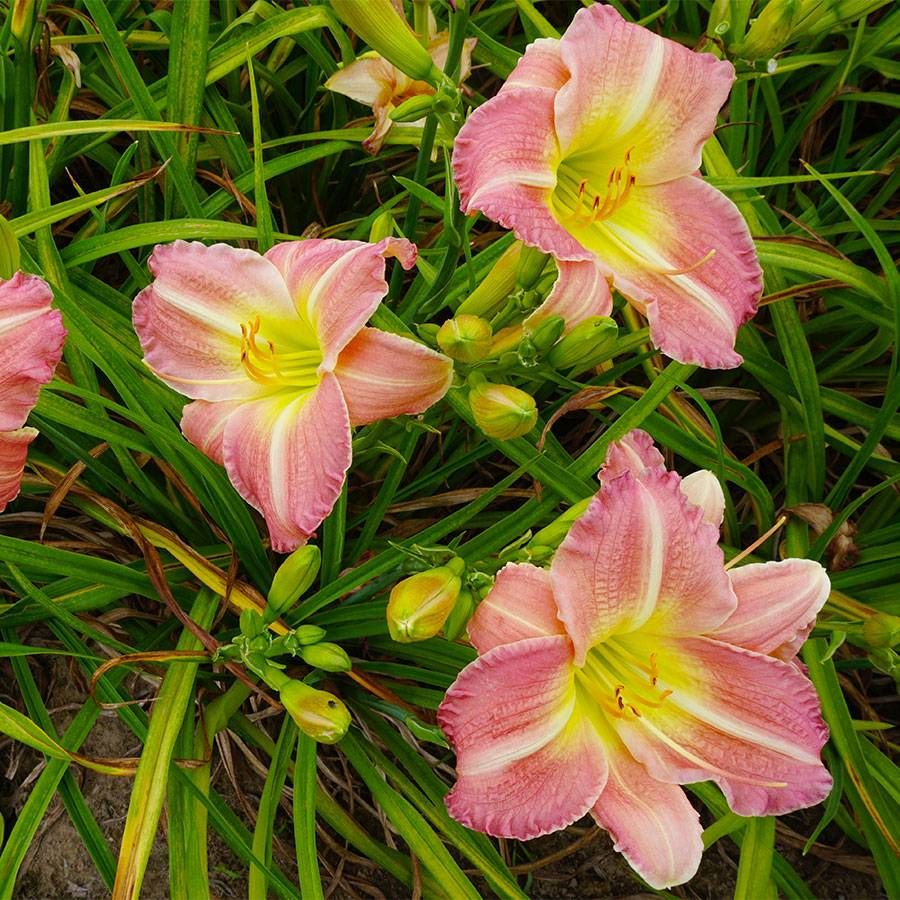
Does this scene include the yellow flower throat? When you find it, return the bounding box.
[239,315,321,390]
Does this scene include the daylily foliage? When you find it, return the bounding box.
[6,0,889,894]
[439,430,832,888]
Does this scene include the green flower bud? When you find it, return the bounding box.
[300,641,353,672]
[279,680,351,744]
[456,242,522,318]
[548,317,618,370]
[515,245,548,290]
[330,0,442,84]
[528,497,592,552]
[527,315,565,354]
[368,209,397,243]
[862,613,900,650]
[389,93,435,122]
[469,381,537,440]
[437,315,493,363]
[268,624,328,658]
[293,624,328,646]
[267,545,321,622]
[239,608,266,639]
[387,559,464,643]
[733,0,797,57]
[707,0,732,38]
[443,588,476,642]
[417,322,441,344]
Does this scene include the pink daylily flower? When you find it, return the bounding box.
[0,272,66,512]
[438,430,832,889]
[452,5,763,368]
[133,239,453,552]
[326,29,476,153]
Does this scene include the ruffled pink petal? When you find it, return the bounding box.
[0,427,38,512]
[599,428,665,482]
[181,399,245,467]
[221,374,351,552]
[468,563,564,654]
[0,273,66,431]
[595,177,762,369]
[554,5,734,184]
[133,242,295,402]
[333,327,452,426]
[591,735,703,890]
[712,559,831,660]
[613,636,832,817]
[525,257,613,335]
[680,470,726,527]
[438,635,607,839]
[453,90,589,261]
[551,470,736,663]
[264,238,416,370]
[500,38,568,94]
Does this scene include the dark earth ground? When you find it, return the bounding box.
[1,656,887,899]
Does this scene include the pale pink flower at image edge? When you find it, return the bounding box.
[0,272,67,512]
[452,4,764,368]
[438,429,832,889]
[133,238,453,552]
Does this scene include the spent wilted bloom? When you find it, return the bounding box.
[133,239,452,551]
[452,5,763,368]
[326,25,476,153]
[438,430,832,888]
[0,272,66,511]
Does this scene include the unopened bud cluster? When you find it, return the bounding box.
[211,544,355,743]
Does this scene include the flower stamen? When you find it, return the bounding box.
[579,641,674,722]
[239,315,321,388]
[561,148,636,226]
